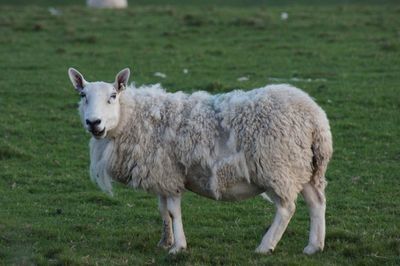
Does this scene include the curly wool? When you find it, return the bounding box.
[90,84,332,203]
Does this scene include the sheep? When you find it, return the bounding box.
[86,0,128,9]
[67,67,333,255]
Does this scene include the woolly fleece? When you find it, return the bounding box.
[87,84,332,203]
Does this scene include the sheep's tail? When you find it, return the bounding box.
[310,114,333,194]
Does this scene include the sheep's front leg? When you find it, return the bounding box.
[166,195,187,254]
[158,195,174,249]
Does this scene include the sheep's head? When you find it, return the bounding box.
[68,68,130,139]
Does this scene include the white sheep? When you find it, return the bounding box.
[86,0,128,9]
[68,67,332,255]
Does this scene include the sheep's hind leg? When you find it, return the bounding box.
[255,194,296,254]
[157,195,174,249]
[166,195,187,254]
[301,182,326,255]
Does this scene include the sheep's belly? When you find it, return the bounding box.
[219,182,264,201]
[185,180,264,202]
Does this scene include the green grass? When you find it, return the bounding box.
[0,0,399,265]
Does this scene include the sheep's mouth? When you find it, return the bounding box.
[90,128,106,138]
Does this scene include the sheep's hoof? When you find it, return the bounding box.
[303,244,322,255]
[255,246,273,255]
[158,238,174,249]
[168,245,187,254]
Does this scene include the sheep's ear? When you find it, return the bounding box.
[68,68,87,92]
[114,68,130,92]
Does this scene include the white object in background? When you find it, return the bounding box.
[281,12,289,20]
[237,76,249,82]
[48,7,62,16]
[154,72,167,78]
[87,0,128,9]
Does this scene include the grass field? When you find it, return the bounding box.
[0,0,399,265]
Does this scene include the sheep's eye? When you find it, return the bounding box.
[80,93,86,98]
[108,93,117,104]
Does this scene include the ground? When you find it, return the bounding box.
[0,0,399,265]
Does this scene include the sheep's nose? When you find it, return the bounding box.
[86,119,101,127]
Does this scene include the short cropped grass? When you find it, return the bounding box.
[0,0,399,265]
